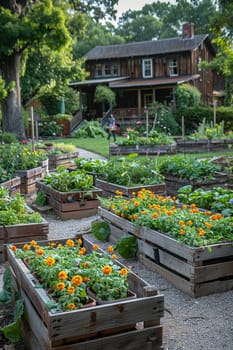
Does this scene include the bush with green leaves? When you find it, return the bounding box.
[148,101,180,135]
[74,120,106,138]
[175,83,201,108]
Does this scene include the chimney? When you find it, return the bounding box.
[182,23,194,39]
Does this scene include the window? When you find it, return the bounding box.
[168,59,178,76]
[94,62,119,77]
[142,59,153,78]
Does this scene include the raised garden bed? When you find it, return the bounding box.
[99,207,233,297]
[0,215,48,263]
[36,180,102,220]
[110,144,176,156]
[48,151,79,170]
[164,172,228,196]
[95,178,166,198]
[0,176,21,195]
[15,166,43,194]
[7,235,164,350]
[176,139,233,153]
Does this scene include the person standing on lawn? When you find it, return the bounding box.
[107,114,117,142]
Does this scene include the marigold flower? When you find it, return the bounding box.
[190,203,196,209]
[152,212,159,219]
[58,271,68,280]
[179,220,185,226]
[102,265,112,275]
[77,238,82,245]
[134,201,140,207]
[205,222,212,229]
[120,268,128,275]
[11,245,17,252]
[187,220,193,226]
[112,254,117,259]
[68,286,75,294]
[179,229,186,235]
[108,245,114,253]
[83,276,89,283]
[67,303,75,310]
[72,275,83,286]
[23,244,30,251]
[66,239,75,247]
[198,228,205,236]
[93,244,99,250]
[83,262,89,268]
[46,257,55,267]
[182,204,187,209]
[57,244,63,248]
[57,282,65,291]
[133,213,138,219]
[30,240,37,247]
[36,248,45,256]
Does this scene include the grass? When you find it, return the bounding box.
[48,136,233,160]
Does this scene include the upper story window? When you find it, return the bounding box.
[94,62,119,77]
[142,59,153,78]
[168,59,178,76]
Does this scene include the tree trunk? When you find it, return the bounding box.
[1,52,25,139]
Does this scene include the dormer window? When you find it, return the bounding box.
[169,59,178,76]
[142,59,153,78]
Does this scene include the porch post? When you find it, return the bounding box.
[152,88,156,102]
[137,89,141,115]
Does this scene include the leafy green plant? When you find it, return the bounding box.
[75,120,106,138]
[43,167,93,192]
[116,236,138,259]
[159,155,221,182]
[36,190,47,207]
[91,221,111,241]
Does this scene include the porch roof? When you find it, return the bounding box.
[109,75,200,88]
[69,76,129,88]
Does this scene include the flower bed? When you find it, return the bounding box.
[48,150,79,170]
[0,176,21,195]
[110,143,176,156]
[16,166,43,194]
[7,235,164,350]
[98,189,233,297]
[176,139,233,153]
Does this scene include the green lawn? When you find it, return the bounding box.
[49,136,233,160]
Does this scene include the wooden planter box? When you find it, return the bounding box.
[15,166,43,194]
[176,139,233,153]
[48,151,79,170]
[36,181,103,220]
[95,178,166,198]
[110,144,176,156]
[39,158,49,178]
[99,207,233,298]
[7,235,164,350]
[164,172,228,196]
[0,176,21,195]
[0,215,48,263]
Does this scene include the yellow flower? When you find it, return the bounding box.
[67,303,75,310]
[45,256,55,267]
[67,286,75,294]
[108,245,114,253]
[112,254,117,259]
[36,248,45,256]
[23,244,30,251]
[57,282,65,291]
[30,240,37,247]
[92,244,99,250]
[120,268,128,276]
[66,239,75,247]
[72,275,83,286]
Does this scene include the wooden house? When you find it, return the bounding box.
[70,23,224,127]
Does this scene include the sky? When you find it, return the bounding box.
[116,0,176,18]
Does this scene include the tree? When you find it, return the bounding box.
[0,0,119,139]
[0,0,70,138]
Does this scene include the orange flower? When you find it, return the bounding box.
[77,238,82,245]
[108,245,114,253]
[83,276,89,283]
[58,271,68,280]
[68,286,75,294]
[23,244,30,251]
[133,213,138,219]
[36,248,45,256]
[179,220,185,226]
[152,212,159,219]
[83,262,89,268]
[205,221,212,229]
[120,268,128,276]
[198,228,205,236]
[92,244,99,250]
[112,254,117,259]
[182,204,187,209]
[57,244,63,248]
[79,247,86,255]
[134,201,140,207]
[67,303,75,310]
[57,282,65,290]
[179,229,186,235]
[11,245,17,252]
[102,265,112,275]
[72,275,83,286]
[45,256,55,267]
[66,239,75,247]
[190,203,196,209]
[30,240,37,247]
[187,220,193,226]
